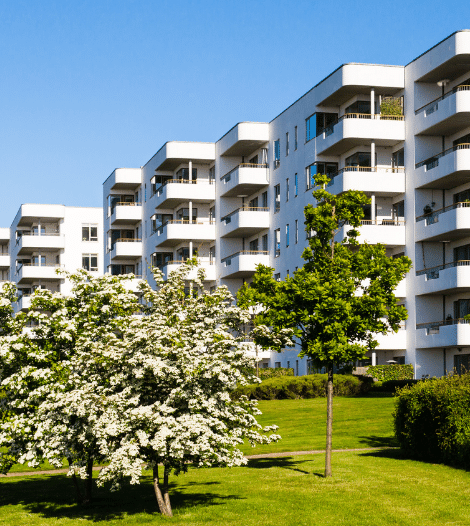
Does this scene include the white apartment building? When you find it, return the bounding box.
[5,204,103,311]
[103,30,470,378]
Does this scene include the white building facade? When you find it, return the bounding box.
[5,204,103,311]
[3,31,470,377]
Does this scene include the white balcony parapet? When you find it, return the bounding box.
[0,254,10,269]
[336,219,405,247]
[110,239,143,259]
[375,324,406,350]
[159,260,216,281]
[220,163,269,197]
[220,207,270,238]
[154,220,216,247]
[415,201,470,242]
[415,144,470,189]
[104,168,142,191]
[416,260,470,295]
[218,122,269,157]
[151,180,215,208]
[316,113,405,156]
[110,203,143,225]
[16,263,62,282]
[414,85,470,136]
[220,250,270,279]
[416,318,470,349]
[0,228,9,242]
[327,166,405,196]
[16,233,65,254]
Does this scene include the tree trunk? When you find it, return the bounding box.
[325,362,333,477]
[84,457,94,504]
[163,466,173,517]
[153,464,172,516]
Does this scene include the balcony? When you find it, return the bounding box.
[316,114,405,156]
[16,233,65,254]
[154,220,216,247]
[414,85,470,136]
[416,318,470,349]
[148,142,215,171]
[220,251,270,279]
[220,163,269,197]
[151,180,215,208]
[110,239,143,260]
[17,294,32,311]
[327,166,405,197]
[374,325,406,350]
[0,254,10,269]
[14,205,65,227]
[16,263,62,283]
[414,144,470,189]
[218,122,269,157]
[104,168,141,191]
[220,207,270,238]
[0,228,9,243]
[110,203,142,225]
[415,201,470,242]
[159,259,216,281]
[416,261,470,295]
[336,218,405,247]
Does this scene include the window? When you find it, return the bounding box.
[209,166,215,184]
[209,246,215,263]
[286,224,290,247]
[249,196,258,208]
[274,361,281,368]
[176,207,197,221]
[392,148,404,171]
[274,274,280,282]
[306,164,316,190]
[261,191,268,208]
[274,229,280,257]
[176,167,197,181]
[274,184,281,212]
[274,139,280,168]
[286,269,289,277]
[306,162,338,189]
[286,132,289,156]
[286,178,289,201]
[249,239,259,251]
[454,189,470,204]
[295,219,298,244]
[393,201,405,219]
[294,126,298,150]
[151,252,172,267]
[262,234,268,252]
[82,254,98,272]
[455,354,470,375]
[345,152,372,169]
[110,264,135,275]
[454,244,470,262]
[306,114,316,142]
[345,100,371,114]
[295,173,298,197]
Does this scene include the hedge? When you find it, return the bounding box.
[234,374,369,400]
[257,367,295,380]
[366,364,414,381]
[394,374,470,468]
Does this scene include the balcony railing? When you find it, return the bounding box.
[220,250,269,265]
[415,84,470,115]
[157,259,214,268]
[317,112,404,137]
[16,262,61,274]
[344,218,405,226]
[326,165,405,185]
[416,317,470,331]
[220,206,269,224]
[416,201,470,224]
[114,201,142,206]
[415,143,470,170]
[151,178,213,198]
[416,259,470,279]
[156,219,215,235]
[220,163,268,183]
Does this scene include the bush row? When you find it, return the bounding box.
[234,374,369,400]
[394,374,470,468]
[367,364,414,381]
[257,367,295,380]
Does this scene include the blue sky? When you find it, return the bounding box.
[1,0,469,226]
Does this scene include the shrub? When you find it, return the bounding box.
[394,374,470,468]
[367,364,414,381]
[233,374,366,400]
[258,367,295,380]
[380,97,403,116]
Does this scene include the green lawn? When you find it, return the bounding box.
[240,396,397,455]
[2,450,470,525]
[5,396,396,472]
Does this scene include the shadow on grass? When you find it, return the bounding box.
[0,473,242,522]
[357,435,399,448]
[248,457,311,475]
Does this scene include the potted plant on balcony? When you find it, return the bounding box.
[380,97,403,117]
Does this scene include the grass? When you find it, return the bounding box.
[240,396,397,455]
[5,396,397,472]
[2,450,470,525]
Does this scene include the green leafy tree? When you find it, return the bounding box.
[238,173,411,477]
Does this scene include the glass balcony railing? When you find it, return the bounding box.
[415,143,470,170]
[415,84,470,115]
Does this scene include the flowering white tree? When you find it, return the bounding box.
[0,264,280,515]
[89,263,280,516]
[0,271,139,503]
